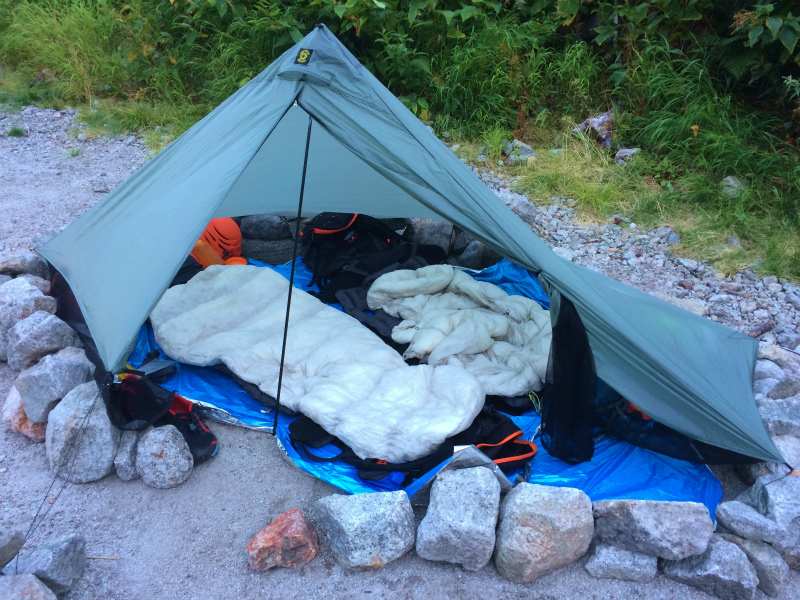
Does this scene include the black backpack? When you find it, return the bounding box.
[300,213,405,294]
[288,407,537,484]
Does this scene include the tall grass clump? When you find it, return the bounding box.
[0,0,126,102]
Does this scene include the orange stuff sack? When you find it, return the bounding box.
[196,218,242,261]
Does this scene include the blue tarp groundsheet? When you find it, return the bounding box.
[127,258,722,517]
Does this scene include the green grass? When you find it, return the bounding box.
[6,126,26,137]
[68,147,81,157]
[0,3,797,279]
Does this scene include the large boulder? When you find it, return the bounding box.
[661,535,758,600]
[722,534,789,598]
[240,238,296,265]
[769,380,800,400]
[46,382,120,483]
[0,249,49,279]
[456,241,501,271]
[0,279,57,361]
[758,396,800,438]
[0,574,57,600]
[715,500,781,544]
[415,467,500,571]
[15,274,51,295]
[0,525,25,569]
[493,483,594,583]
[14,347,94,423]
[11,534,86,595]
[240,215,292,241]
[136,425,194,489]
[2,385,47,443]
[246,508,318,571]
[404,218,453,252]
[114,430,141,481]
[6,312,81,371]
[592,499,713,560]
[313,491,415,569]
[750,473,800,569]
[583,543,657,582]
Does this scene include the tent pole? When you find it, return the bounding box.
[272,111,313,435]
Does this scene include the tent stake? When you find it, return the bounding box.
[272,113,313,435]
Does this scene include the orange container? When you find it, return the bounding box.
[225,256,248,266]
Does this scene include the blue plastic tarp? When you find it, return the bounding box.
[127,256,721,516]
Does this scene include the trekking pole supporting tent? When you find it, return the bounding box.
[272,109,313,434]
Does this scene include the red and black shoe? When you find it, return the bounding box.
[157,394,218,464]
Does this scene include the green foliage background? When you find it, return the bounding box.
[1,0,799,277]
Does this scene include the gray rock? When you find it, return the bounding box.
[240,238,296,265]
[15,347,94,422]
[0,250,49,279]
[667,232,681,246]
[722,534,789,598]
[0,526,24,569]
[662,536,758,600]
[240,215,292,241]
[722,175,748,197]
[415,467,500,571]
[758,397,800,437]
[314,491,415,569]
[405,218,454,251]
[114,430,141,481]
[46,382,120,483]
[505,142,537,166]
[759,344,800,382]
[0,279,57,361]
[0,574,57,600]
[778,332,800,349]
[755,360,785,381]
[0,274,11,286]
[715,501,781,544]
[584,543,657,582]
[768,379,800,400]
[553,247,577,262]
[740,436,800,483]
[457,241,501,270]
[655,226,672,239]
[750,474,800,569]
[754,378,779,397]
[15,274,50,295]
[136,425,193,489]
[614,148,640,163]
[12,534,85,595]
[451,228,476,254]
[678,258,700,271]
[592,499,713,560]
[6,312,81,371]
[494,483,593,583]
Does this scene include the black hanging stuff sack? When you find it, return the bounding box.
[540,294,596,464]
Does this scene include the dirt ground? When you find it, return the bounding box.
[1,107,799,600]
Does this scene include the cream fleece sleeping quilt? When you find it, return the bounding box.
[367,265,552,397]
[149,265,484,463]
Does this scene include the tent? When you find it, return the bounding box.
[38,24,781,464]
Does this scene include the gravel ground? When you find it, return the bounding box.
[1,105,799,600]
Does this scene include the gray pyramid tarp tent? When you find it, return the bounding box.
[38,24,781,463]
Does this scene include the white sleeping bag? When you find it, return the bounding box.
[150,265,484,463]
[367,265,552,397]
